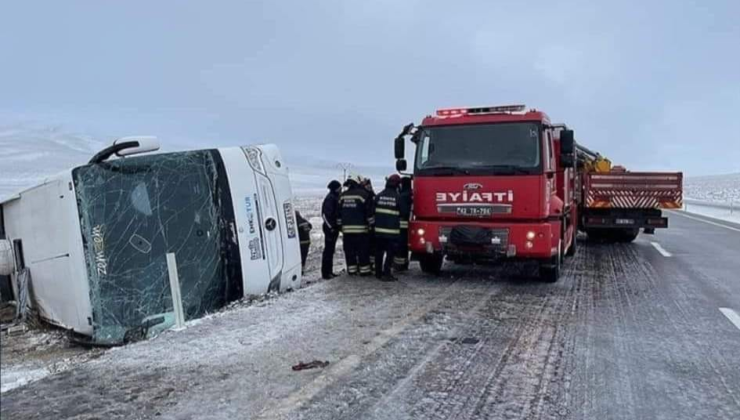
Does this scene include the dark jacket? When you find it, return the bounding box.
[374,187,401,238]
[321,190,340,231]
[296,212,312,245]
[339,184,373,234]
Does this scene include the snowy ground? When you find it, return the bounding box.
[3,212,740,419]
[681,201,740,224]
[0,196,335,394]
[0,327,105,393]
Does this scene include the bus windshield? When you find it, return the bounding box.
[72,150,243,344]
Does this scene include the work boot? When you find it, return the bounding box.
[381,274,398,282]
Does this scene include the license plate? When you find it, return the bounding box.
[615,218,635,225]
[456,206,493,217]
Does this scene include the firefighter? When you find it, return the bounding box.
[395,176,413,271]
[321,180,342,279]
[362,178,377,269]
[374,174,402,281]
[295,210,312,270]
[339,175,373,276]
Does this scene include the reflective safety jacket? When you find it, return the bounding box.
[399,189,412,230]
[374,187,401,238]
[338,186,374,234]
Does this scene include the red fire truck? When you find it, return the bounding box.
[393,105,682,282]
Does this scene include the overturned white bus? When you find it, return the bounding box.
[0,138,302,345]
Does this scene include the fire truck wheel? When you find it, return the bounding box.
[540,241,562,283]
[566,230,577,257]
[420,254,444,275]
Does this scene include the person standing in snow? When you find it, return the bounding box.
[295,210,312,270]
[373,174,402,281]
[321,180,342,279]
[361,178,377,269]
[339,175,373,276]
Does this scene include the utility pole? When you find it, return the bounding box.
[336,162,354,182]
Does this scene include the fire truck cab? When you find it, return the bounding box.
[394,105,577,282]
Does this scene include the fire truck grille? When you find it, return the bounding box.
[439,226,509,253]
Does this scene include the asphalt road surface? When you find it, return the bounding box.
[2,211,740,420]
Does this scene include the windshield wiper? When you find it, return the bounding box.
[469,165,532,174]
[421,166,471,176]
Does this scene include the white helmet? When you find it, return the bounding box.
[347,173,364,184]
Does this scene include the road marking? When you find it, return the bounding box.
[720,308,740,331]
[650,241,672,257]
[669,210,740,233]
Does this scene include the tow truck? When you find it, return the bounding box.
[393,105,683,282]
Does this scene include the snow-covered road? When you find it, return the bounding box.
[2,213,740,420]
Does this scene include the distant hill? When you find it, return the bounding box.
[0,124,393,199]
[284,153,394,197]
[0,123,106,198]
[684,173,740,203]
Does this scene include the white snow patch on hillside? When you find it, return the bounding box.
[0,123,107,198]
[0,125,393,199]
[684,172,740,204]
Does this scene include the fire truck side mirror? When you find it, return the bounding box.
[559,129,576,168]
[396,159,408,172]
[394,136,405,159]
[560,130,575,154]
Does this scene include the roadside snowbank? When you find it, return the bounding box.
[681,200,740,224]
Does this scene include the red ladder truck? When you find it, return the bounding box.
[393,105,682,282]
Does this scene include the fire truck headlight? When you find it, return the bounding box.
[526,231,536,240]
[525,241,534,249]
[417,228,425,236]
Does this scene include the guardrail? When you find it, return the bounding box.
[683,198,737,213]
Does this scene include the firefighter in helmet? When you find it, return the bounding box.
[338,174,374,276]
[374,174,402,281]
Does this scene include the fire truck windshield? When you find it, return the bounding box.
[414,122,542,176]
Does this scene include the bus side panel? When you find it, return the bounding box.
[257,144,302,292]
[2,173,92,334]
[218,148,273,296]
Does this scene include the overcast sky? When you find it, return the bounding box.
[1,0,738,176]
